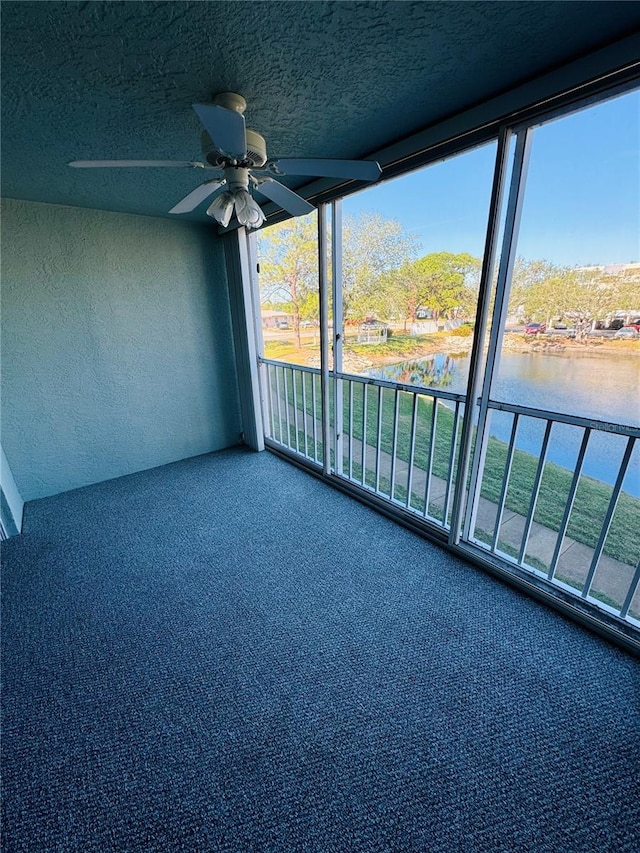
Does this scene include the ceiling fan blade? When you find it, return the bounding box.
[192,103,246,160]
[256,179,315,217]
[269,158,382,182]
[169,180,225,214]
[69,160,206,168]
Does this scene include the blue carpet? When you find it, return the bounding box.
[2,447,639,852]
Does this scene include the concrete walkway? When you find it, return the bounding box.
[276,407,637,612]
[347,433,636,609]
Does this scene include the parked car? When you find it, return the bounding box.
[614,327,639,339]
[624,320,640,331]
[524,322,547,335]
[608,319,625,331]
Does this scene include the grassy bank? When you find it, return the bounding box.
[264,329,640,369]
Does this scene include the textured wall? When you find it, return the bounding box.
[1,199,242,500]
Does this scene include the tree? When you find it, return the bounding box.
[509,258,636,341]
[507,258,563,320]
[257,214,319,348]
[257,211,419,342]
[341,213,419,323]
[520,266,583,327]
[384,252,481,329]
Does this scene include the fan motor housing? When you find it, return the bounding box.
[201,129,267,168]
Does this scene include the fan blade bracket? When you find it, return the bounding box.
[264,162,285,177]
[266,158,382,182]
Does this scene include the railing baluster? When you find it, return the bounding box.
[311,372,319,462]
[444,402,462,528]
[620,560,640,620]
[257,361,269,445]
[406,393,419,511]
[301,372,309,458]
[518,419,553,565]
[283,368,292,448]
[375,386,384,493]
[491,413,520,552]
[334,374,344,476]
[390,390,400,501]
[361,384,368,486]
[423,398,438,518]
[348,380,354,481]
[582,435,635,601]
[265,363,275,441]
[274,365,283,444]
[292,368,300,454]
[548,427,591,581]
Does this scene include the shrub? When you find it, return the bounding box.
[450,323,474,337]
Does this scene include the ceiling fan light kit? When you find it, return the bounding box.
[206,192,236,228]
[69,92,382,228]
[203,165,266,228]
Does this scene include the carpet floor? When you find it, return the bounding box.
[1,446,639,852]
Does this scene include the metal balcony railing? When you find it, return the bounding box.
[468,400,640,623]
[260,360,324,466]
[259,356,640,631]
[332,371,466,530]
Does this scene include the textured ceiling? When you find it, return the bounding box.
[2,1,639,223]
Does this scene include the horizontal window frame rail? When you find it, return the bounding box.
[486,398,640,439]
[377,69,640,189]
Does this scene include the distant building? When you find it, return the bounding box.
[575,263,640,277]
[261,310,290,329]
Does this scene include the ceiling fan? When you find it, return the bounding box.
[69,92,382,229]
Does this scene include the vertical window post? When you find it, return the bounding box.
[462,127,533,543]
[225,227,265,451]
[318,204,332,475]
[246,230,269,447]
[332,200,344,476]
[448,127,513,545]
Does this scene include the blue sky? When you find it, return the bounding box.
[344,88,639,268]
